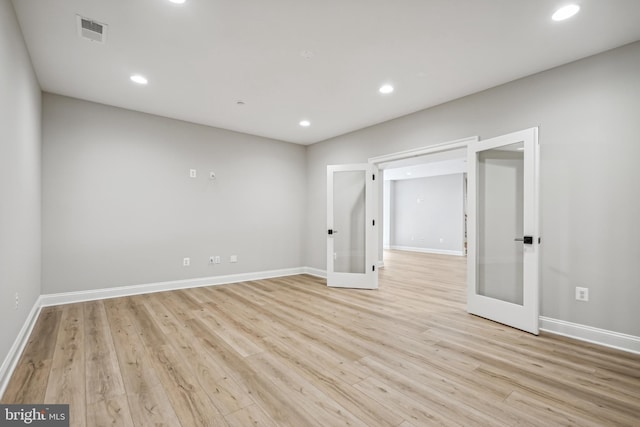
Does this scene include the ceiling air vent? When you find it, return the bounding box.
[76,15,107,43]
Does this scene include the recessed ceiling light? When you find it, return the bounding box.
[168,0,186,4]
[299,120,311,127]
[130,74,148,85]
[552,4,580,21]
[379,84,394,94]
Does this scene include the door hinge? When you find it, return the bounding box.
[372,219,375,226]
[372,265,376,272]
[372,174,376,181]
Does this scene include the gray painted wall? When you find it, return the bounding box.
[0,0,42,370]
[306,41,640,336]
[390,174,464,254]
[42,94,306,293]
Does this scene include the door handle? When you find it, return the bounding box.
[514,236,533,244]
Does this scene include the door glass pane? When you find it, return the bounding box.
[333,170,366,274]
[477,142,524,305]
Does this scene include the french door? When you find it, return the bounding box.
[467,128,540,334]
[326,164,378,289]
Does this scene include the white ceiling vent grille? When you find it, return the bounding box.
[76,15,107,43]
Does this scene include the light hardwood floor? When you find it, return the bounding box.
[2,250,639,426]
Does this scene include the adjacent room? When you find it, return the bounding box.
[2,0,640,425]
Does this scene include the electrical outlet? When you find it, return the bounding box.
[209,171,216,179]
[575,286,589,302]
[183,257,190,267]
[15,292,18,310]
[214,256,221,264]
[230,255,238,263]
[189,169,197,178]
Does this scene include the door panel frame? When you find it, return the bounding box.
[326,164,378,289]
[368,136,479,267]
[466,127,540,334]
[367,132,539,334]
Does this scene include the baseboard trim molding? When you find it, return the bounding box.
[303,267,327,278]
[40,267,307,307]
[540,316,640,355]
[389,245,465,256]
[0,297,43,400]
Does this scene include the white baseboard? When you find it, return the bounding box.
[540,316,640,355]
[0,297,43,399]
[389,245,465,256]
[302,265,383,275]
[303,267,327,278]
[40,267,307,307]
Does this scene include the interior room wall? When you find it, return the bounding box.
[305,41,640,337]
[390,173,464,255]
[0,0,42,374]
[42,94,306,294]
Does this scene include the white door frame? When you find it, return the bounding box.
[467,128,540,334]
[326,163,379,289]
[368,136,479,267]
[368,131,540,335]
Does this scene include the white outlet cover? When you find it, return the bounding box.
[575,286,589,301]
[230,255,238,263]
[183,257,190,266]
[190,169,197,178]
[209,171,216,179]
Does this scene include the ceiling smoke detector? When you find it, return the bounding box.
[76,15,108,43]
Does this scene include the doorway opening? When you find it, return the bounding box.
[368,129,540,335]
[368,136,477,268]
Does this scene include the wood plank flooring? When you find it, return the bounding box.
[3,250,639,426]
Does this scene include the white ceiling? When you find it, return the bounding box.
[11,0,640,145]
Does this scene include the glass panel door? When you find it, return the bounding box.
[327,164,378,289]
[467,128,539,334]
